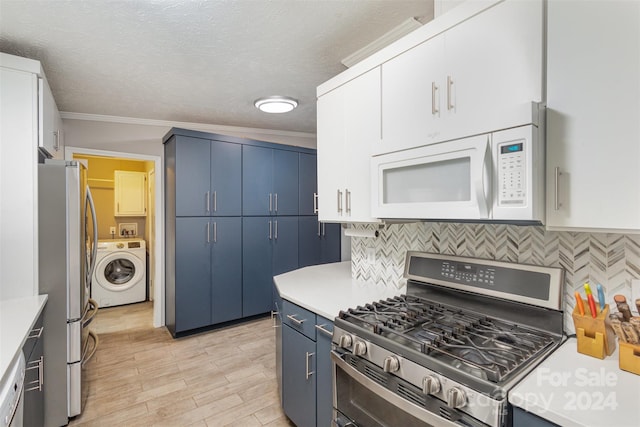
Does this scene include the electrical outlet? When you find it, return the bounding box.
[365,247,375,264]
[109,226,116,235]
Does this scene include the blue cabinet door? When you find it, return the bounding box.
[273,216,298,276]
[211,217,242,324]
[316,317,334,427]
[211,140,242,216]
[175,217,212,331]
[299,153,317,216]
[298,216,321,268]
[282,324,317,427]
[273,149,299,216]
[320,222,342,263]
[242,217,273,316]
[175,136,211,217]
[243,145,273,216]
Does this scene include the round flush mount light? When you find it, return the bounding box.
[254,96,298,113]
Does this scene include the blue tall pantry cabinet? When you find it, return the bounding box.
[164,128,339,337]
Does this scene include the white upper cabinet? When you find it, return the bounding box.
[114,170,147,216]
[317,67,382,223]
[38,77,63,159]
[546,0,640,232]
[377,0,544,155]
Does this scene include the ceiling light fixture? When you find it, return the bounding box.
[254,96,298,113]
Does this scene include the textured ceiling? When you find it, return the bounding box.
[0,0,433,134]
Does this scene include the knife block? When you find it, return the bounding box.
[619,342,640,375]
[572,302,616,359]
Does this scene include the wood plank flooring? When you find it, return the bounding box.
[69,302,294,426]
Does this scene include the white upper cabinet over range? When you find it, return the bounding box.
[378,0,544,155]
[546,0,640,232]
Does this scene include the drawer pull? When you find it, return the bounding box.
[315,324,333,337]
[25,356,44,392]
[286,314,305,325]
[27,327,44,340]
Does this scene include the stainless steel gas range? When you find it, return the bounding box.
[331,252,565,427]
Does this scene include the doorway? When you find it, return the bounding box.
[65,146,164,328]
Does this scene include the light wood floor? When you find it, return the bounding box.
[68,302,294,427]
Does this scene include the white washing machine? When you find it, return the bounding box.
[92,239,146,308]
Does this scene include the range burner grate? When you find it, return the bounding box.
[338,295,556,383]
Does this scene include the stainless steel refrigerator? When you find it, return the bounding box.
[38,159,98,426]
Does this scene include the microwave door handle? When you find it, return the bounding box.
[474,140,491,219]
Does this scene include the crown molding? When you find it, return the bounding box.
[60,112,316,140]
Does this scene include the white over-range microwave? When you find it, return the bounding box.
[371,122,544,223]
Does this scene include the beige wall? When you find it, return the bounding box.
[75,155,152,240]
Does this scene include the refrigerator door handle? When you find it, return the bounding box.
[82,298,99,328]
[81,330,99,367]
[86,186,98,285]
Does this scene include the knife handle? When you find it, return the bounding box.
[587,294,598,318]
[610,315,627,343]
[596,284,606,310]
[574,291,585,316]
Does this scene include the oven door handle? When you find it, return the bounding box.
[331,351,462,427]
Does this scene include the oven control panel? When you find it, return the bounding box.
[441,263,495,285]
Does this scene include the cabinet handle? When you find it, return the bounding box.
[315,324,333,337]
[554,167,562,211]
[269,221,272,240]
[317,221,321,237]
[447,75,454,111]
[27,327,44,340]
[269,193,273,212]
[25,356,44,392]
[213,191,217,212]
[274,193,278,213]
[213,222,217,243]
[345,189,351,215]
[206,222,210,243]
[271,310,280,328]
[431,82,439,115]
[337,189,343,214]
[53,130,60,151]
[305,352,315,379]
[322,222,326,236]
[286,314,305,325]
[206,191,210,213]
[274,220,278,240]
[313,192,319,214]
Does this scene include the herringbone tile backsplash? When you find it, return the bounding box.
[350,223,640,333]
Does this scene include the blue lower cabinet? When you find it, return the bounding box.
[315,316,334,427]
[175,217,212,332]
[283,323,317,427]
[211,217,242,324]
[243,217,298,317]
[174,217,242,334]
[281,299,334,427]
[512,407,560,427]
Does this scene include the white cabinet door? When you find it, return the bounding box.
[317,83,346,222]
[343,68,382,223]
[114,171,147,216]
[546,0,640,231]
[38,77,62,158]
[378,0,543,156]
[317,67,382,223]
[443,0,544,141]
[380,36,444,155]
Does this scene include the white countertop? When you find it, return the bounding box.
[0,295,48,383]
[510,338,640,427]
[274,261,406,320]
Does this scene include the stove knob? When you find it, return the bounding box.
[382,355,400,373]
[422,375,441,395]
[338,334,353,348]
[352,340,367,356]
[447,387,467,409]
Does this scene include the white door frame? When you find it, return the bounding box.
[65,146,165,328]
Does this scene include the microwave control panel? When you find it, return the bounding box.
[497,141,525,205]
